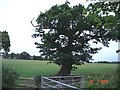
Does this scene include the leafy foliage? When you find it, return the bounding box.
[87,1,120,41]
[0,31,11,53]
[20,51,31,59]
[32,1,120,75]
[2,64,19,88]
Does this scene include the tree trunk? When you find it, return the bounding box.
[57,63,72,76]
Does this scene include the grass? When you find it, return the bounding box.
[2,59,118,77]
[71,63,118,75]
[2,59,60,78]
[2,59,119,88]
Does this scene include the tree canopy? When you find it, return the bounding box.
[32,1,120,75]
[20,51,31,60]
[0,31,11,54]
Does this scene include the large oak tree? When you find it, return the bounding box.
[32,1,120,75]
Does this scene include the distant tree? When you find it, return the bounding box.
[20,51,31,60]
[97,61,110,63]
[10,53,16,59]
[110,61,120,64]
[32,55,43,60]
[15,53,21,59]
[32,1,120,75]
[88,61,93,63]
[0,31,11,55]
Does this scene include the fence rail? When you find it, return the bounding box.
[17,77,37,88]
[17,76,84,89]
[40,76,84,89]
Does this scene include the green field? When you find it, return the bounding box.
[2,59,59,77]
[2,59,118,77]
[2,59,119,88]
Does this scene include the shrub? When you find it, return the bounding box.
[2,64,19,88]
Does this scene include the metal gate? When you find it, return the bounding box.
[40,76,84,90]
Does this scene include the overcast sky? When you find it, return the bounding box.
[0,0,118,62]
